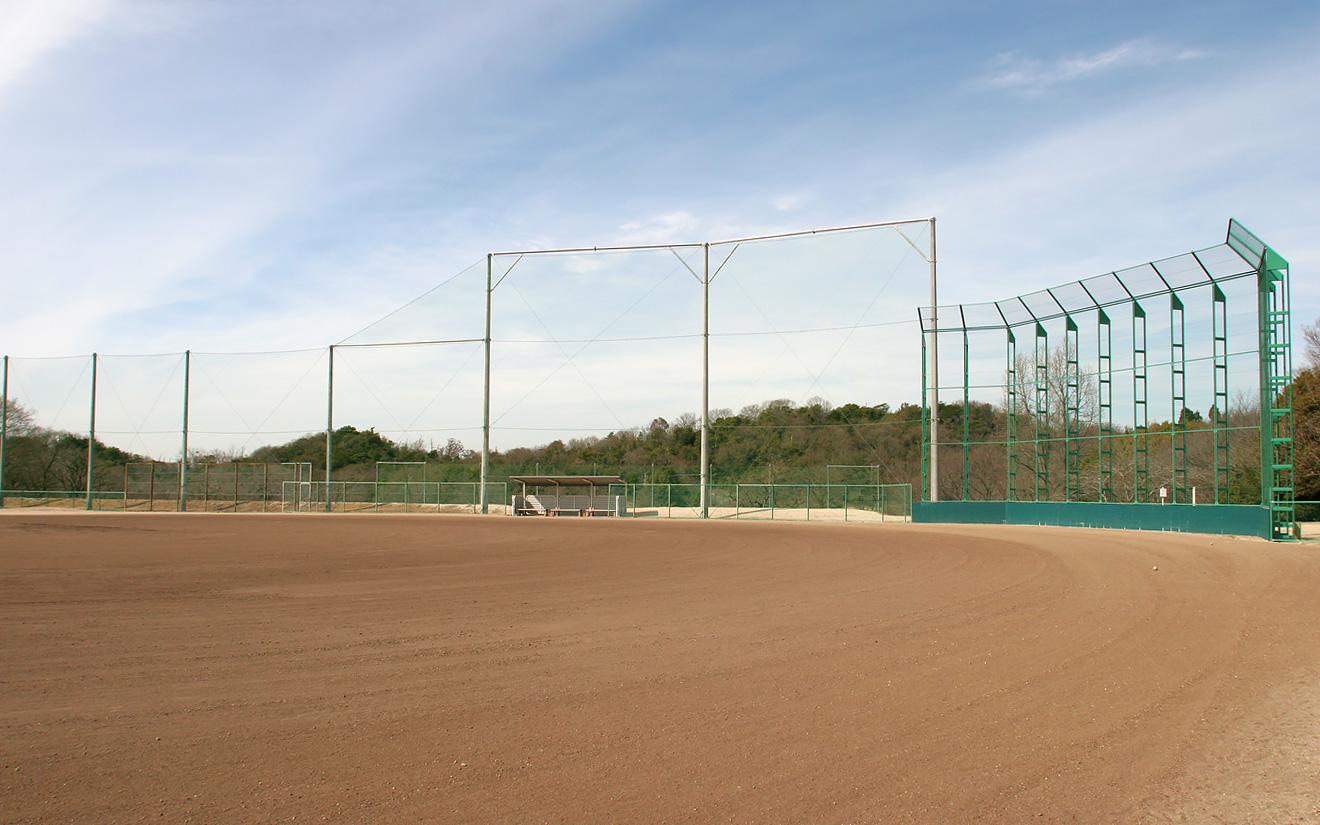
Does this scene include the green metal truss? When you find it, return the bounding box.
[1228,220,1295,539]
[917,219,1294,540]
[1211,283,1230,504]
[1170,290,1188,502]
[1132,300,1149,503]
[1005,328,1018,501]
[1064,314,1080,502]
[1034,322,1049,502]
[1096,307,1113,502]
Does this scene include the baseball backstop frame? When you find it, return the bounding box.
[916,219,1294,540]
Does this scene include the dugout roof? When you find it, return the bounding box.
[509,475,626,488]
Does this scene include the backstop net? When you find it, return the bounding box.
[0,217,935,522]
[473,221,934,517]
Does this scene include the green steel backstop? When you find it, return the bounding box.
[917,220,1293,540]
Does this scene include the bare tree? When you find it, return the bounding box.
[2,398,36,436]
[1303,319,1320,370]
[1006,347,1100,434]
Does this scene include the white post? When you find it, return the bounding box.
[0,355,7,509]
[325,345,333,513]
[86,353,97,510]
[929,218,939,502]
[179,350,190,511]
[700,243,710,519]
[481,253,493,514]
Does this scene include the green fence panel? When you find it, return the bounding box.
[913,501,1270,538]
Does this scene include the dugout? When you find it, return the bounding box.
[510,475,627,517]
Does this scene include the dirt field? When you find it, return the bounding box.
[1,513,1318,824]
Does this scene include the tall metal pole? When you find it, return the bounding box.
[929,218,939,502]
[180,350,190,512]
[86,353,97,510]
[700,243,710,518]
[325,345,334,513]
[481,253,493,515]
[0,355,8,509]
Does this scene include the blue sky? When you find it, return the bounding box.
[2,0,1318,454]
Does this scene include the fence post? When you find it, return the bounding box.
[481,254,492,514]
[700,243,710,519]
[86,353,97,511]
[1,355,8,509]
[180,350,190,511]
[325,345,334,513]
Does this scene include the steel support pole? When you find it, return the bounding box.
[180,350,190,512]
[700,243,710,519]
[1211,285,1229,503]
[962,326,969,501]
[1005,328,1017,501]
[1097,310,1112,502]
[929,218,939,502]
[0,355,7,509]
[1258,268,1274,514]
[325,345,333,513]
[1133,302,1148,502]
[86,353,97,510]
[481,253,493,515]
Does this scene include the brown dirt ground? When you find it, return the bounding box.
[1,512,1318,824]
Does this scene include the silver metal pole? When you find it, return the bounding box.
[481,253,493,514]
[700,243,710,519]
[86,353,97,510]
[0,355,8,509]
[325,345,334,513]
[487,217,932,257]
[929,218,939,503]
[180,350,190,512]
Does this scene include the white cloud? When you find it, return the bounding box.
[0,0,657,356]
[771,193,809,212]
[615,211,701,245]
[981,38,1206,93]
[901,44,1320,317]
[0,0,116,91]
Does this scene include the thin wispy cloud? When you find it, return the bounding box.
[0,0,115,92]
[903,43,1320,308]
[615,212,701,246]
[772,193,809,212]
[981,38,1206,93]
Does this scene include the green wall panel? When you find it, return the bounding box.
[913,501,1271,539]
